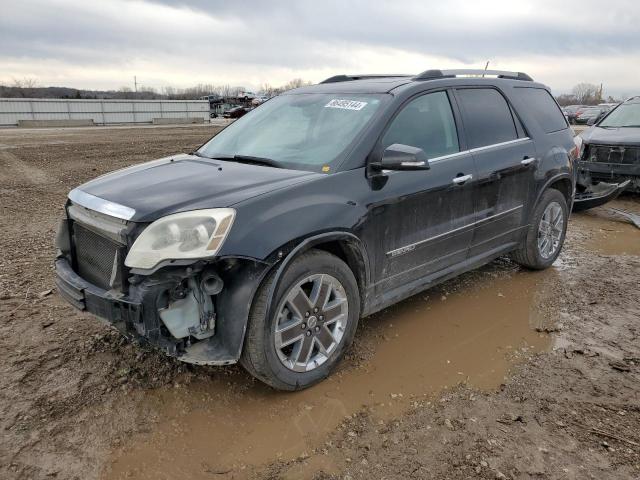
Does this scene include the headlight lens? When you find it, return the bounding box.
[124,208,236,269]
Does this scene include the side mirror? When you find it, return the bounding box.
[374,144,430,171]
[587,117,597,126]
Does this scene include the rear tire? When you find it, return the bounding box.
[240,249,360,390]
[511,189,568,270]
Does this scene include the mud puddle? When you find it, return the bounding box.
[575,206,640,256]
[105,269,553,480]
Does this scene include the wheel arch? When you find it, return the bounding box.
[263,232,370,325]
[535,173,574,212]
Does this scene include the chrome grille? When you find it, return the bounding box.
[587,144,640,165]
[73,223,120,290]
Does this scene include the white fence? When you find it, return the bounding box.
[0,98,210,126]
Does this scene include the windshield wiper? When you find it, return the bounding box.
[191,150,212,159]
[210,154,282,168]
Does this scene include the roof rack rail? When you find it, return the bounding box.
[320,74,411,84]
[414,69,533,82]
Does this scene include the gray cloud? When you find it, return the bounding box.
[1,0,639,95]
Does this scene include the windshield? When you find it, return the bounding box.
[198,93,386,172]
[599,102,640,127]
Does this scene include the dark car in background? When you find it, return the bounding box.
[223,106,249,118]
[562,104,586,124]
[55,69,576,390]
[575,96,640,192]
[575,106,607,124]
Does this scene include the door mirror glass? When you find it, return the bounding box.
[379,143,430,170]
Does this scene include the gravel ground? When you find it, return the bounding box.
[0,125,638,480]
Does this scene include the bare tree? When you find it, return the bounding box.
[163,86,176,98]
[572,83,600,105]
[118,86,134,99]
[230,86,246,97]
[11,76,38,88]
[282,78,311,91]
[555,93,579,106]
[261,83,277,96]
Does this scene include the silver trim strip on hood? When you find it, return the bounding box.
[68,188,136,221]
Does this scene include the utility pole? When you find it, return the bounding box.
[134,76,138,93]
[599,83,603,102]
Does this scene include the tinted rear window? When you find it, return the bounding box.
[516,87,568,133]
[456,88,518,149]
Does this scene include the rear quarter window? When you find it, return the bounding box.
[516,87,568,133]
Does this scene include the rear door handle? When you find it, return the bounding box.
[521,157,536,166]
[452,174,473,185]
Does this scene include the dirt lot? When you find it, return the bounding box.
[1,125,638,480]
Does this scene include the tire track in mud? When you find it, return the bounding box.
[0,150,52,185]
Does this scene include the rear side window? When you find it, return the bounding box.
[456,88,518,149]
[516,87,568,133]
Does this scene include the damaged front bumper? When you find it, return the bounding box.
[576,158,640,192]
[573,179,631,212]
[55,255,271,365]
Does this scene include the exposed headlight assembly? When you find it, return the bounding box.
[124,208,235,270]
[573,134,584,159]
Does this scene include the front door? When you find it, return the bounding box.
[453,87,536,257]
[370,90,476,297]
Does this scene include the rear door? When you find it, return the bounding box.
[454,87,536,257]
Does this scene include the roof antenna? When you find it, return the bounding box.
[482,61,490,77]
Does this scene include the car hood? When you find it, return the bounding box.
[580,126,640,146]
[73,154,320,222]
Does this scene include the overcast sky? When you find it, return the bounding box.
[1,0,639,97]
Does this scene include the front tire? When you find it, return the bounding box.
[511,189,568,270]
[240,249,360,390]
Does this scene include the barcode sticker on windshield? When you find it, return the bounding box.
[325,99,368,111]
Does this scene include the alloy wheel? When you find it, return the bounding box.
[274,274,348,372]
[537,201,564,259]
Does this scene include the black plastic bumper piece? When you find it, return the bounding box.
[573,180,631,212]
[55,258,142,330]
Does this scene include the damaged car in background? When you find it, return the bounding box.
[56,69,576,390]
[573,96,640,211]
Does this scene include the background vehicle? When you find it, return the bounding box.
[575,106,606,124]
[237,91,256,101]
[222,106,248,118]
[575,95,640,193]
[55,69,576,390]
[562,104,587,124]
[251,95,270,106]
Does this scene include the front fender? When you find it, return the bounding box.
[261,232,371,328]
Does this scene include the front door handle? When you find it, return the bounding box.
[452,174,473,185]
[521,157,536,166]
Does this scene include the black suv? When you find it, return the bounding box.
[55,69,576,390]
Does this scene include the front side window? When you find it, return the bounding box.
[382,91,459,158]
[599,102,640,127]
[456,88,518,148]
[199,93,386,172]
